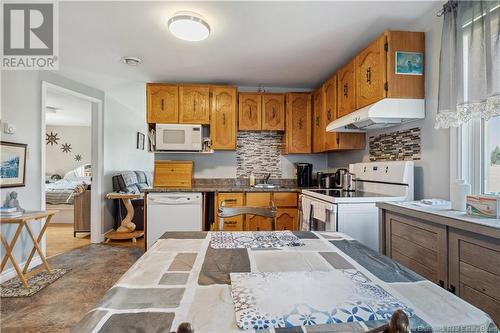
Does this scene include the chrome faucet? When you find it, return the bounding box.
[264,173,271,184]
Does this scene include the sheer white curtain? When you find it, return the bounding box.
[436,0,500,128]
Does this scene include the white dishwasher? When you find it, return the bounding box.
[147,192,202,249]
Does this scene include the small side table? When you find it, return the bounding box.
[0,210,57,288]
[105,193,144,243]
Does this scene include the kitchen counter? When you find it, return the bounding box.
[377,201,500,239]
[142,178,303,193]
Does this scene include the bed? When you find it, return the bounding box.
[73,231,497,333]
[46,164,91,232]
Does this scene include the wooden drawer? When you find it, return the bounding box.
[276,208,298,231]
[216,193,244,231]
[385,212,447,285]
[153,161,193,187]
[449,228,500,325]
[246,193,271,207]
[273,192,298,207]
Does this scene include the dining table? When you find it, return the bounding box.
[73,230,497,333]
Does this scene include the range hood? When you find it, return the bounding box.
[326,98,425,133]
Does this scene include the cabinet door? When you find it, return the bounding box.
[356,34,387,109]
[238,93,261,131]
[337,133,366,150]
[147,83,179,123]
[216,193,244,231]
[262,94,285,131]
[246,193,272,231]
[211,87,237,150]
[449,228,500,325]
[179,85,210,124]
[312,89,325,153]
[384,213,448,285]
[285,93,311,154]
[323,76,339,151]
[337,60,356,118]
[273,192,298,207]
[276,208,298,231]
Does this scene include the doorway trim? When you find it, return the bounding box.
[40,81,104,246]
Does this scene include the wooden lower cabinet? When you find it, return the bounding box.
[276,208,297,231]
[449,228,500,325]
[384,213,447,285]
[381,209,500,325]
[216,193,244,231]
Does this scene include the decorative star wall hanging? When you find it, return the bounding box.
[61,143,72,153]
[74,154,82,161]
[46,132,60,145]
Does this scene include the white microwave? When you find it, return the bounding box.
[155,124,202,151]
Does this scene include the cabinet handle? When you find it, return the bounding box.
[298,119,303,129]
[161,99,165,111]
[343,84,348,97]
[366,67,372,84]
[315,116,320,126]
[272,107,276,118]
[327,109,332,121]
[193,100,196,113]
[448,285,456,294]
[222,113,226,125]
[223,199,237,203]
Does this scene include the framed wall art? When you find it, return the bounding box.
[395,51,423,75]
[1,141,27,188]
[137,132,145,150]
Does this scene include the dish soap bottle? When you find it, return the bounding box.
[249,172,256,187]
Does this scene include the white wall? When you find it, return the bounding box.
[102,82,154,231]
[328,4,450,200]
[46,125,91,177]
[0,71,105,280]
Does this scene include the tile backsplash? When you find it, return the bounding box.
[369,127,421,161]
[236,132,283,178]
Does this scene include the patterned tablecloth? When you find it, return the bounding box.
[73,231,497,333]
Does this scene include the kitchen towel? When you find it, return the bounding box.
[301,196,313,231]
[312,200,328,222]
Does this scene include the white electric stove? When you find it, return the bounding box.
[301,161,414,251]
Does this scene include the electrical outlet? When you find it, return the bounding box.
[3,122,15,134]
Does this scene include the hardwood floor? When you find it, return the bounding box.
[46,224,90,258]
[1,244,144,333]
[46,224,145,258]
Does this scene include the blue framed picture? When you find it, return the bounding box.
[1,141,27,188]
[395,51,423,75]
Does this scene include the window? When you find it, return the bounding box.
[453,6,500,196]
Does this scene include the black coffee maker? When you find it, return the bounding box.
[296,163,313,188]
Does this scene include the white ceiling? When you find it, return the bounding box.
[58,1,440,91]
[45,89,92,126]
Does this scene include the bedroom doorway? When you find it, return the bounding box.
[41,82,104,257]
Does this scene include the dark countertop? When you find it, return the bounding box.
[143,185,302,193]
[142,178,304,193]
[377,201,500,239]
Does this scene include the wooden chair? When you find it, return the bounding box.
[218,200,277,231]
[176,309,410,333]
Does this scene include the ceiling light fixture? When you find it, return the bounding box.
[168,11,210,42]
[121,56,142,66]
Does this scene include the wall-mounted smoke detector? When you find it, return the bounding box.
[121,56,142,66]
[168,11,210,42]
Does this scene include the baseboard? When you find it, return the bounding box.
[0,256,42,283]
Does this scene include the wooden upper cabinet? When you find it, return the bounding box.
[238,93,261,131]
[262,94,285,131]
[179,85,210,124]
[356,34,387,109]
[337,60,356,118]
[147,83,179,123]
[323,76,339,151]
[285,93,311,154]
[211,86,237,150]
[386,31,425,99]
[338,133,366,150]
[312,88,325,153]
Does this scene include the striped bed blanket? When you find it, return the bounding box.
[73,231,496,333]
